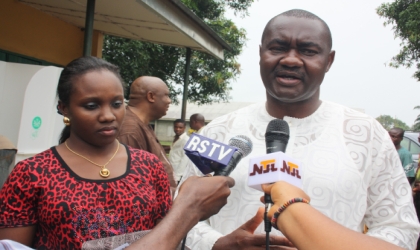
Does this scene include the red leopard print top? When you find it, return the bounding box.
[0,145,172,249]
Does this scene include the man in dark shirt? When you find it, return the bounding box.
[118,76,177,190]
[188,113,205,135]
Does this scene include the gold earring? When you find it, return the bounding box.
[63,117,71,126]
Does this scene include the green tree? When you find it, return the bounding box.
[376,115,410,130]
[377,0,420,81]
[103,0,253,104]
[413,106,420,131]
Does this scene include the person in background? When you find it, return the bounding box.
[389,127,415,184]
[0,57,172,249]
[262,181,405,250]
[117,76,177,190]
[188,113,205,135]
[417,133,420,172]
[168,119,190,184]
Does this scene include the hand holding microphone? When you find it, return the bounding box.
[260,181,311,221]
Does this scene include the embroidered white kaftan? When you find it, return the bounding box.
[178,101,420,250]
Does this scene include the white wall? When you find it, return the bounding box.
[0,61,64,163]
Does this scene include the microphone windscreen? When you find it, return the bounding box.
[265,119,290,144]
[228,135,253,157]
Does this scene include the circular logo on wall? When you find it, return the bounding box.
[32,116,42,129]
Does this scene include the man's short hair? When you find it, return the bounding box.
[390,127,405,137]
[262,9,333,50]
[174,119,186,126]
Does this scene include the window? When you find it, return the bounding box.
[401,137,410,150]
[0,49,58,67]
[410,140,420,155]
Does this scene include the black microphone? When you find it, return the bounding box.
[264,119,290,234]
[214,135,253,176]
[266,119,290,154]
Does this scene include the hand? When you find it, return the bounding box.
[413,182,420,193]
[212,208,295,250]
[177,176,235,221]
[261,182,310,220]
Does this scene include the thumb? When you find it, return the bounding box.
[240,207,264,233]
[261,183,273,194]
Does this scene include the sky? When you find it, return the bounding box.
[226,0,420,127]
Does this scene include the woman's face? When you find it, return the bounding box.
[62,70,125,147]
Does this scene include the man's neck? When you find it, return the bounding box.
[173,134,180,143]
[128,105,150,124]
[265,96,322,119]
[396,144,402,150]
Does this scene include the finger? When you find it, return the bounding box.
[268,236,295,247]
[261,183,274,194]
[225,176,235,188]
[240,207,265,233]
[266,247,297,250]
[260,196,265,203]
[241,234,294,248]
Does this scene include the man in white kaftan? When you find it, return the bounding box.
[177,8,420,250]
[180,101,420,249]
[169,134,189,183]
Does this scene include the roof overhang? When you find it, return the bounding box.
[19,0,232,60]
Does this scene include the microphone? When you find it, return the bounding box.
[248,119,299,190]
[265,119,290,154]
[264,119,290,233]
[184,133,253,176]
[214,135,253,176]
[181,134,252,250]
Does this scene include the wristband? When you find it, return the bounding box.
[271,197,310,230]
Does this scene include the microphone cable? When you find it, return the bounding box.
[181,236,186,250]
[264,194,272,250]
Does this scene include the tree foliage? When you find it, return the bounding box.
[376,115,410,131]
[377,0,420,81]
[103,0,254,104]
[412,106,420,131]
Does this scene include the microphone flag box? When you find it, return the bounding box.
[184,133,238,175]
[248,151,303,191]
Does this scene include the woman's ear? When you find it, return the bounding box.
[57,100,68,116]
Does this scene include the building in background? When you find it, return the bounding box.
[1,0,231,165]
[157,102,254,144]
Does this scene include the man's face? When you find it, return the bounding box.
[259,16,335,104]
[389,130,403,147]
[153,83,171,119]
[173,122,185,136]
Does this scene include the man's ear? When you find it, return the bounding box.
[325,50,335,73]
[146,91,155,103]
